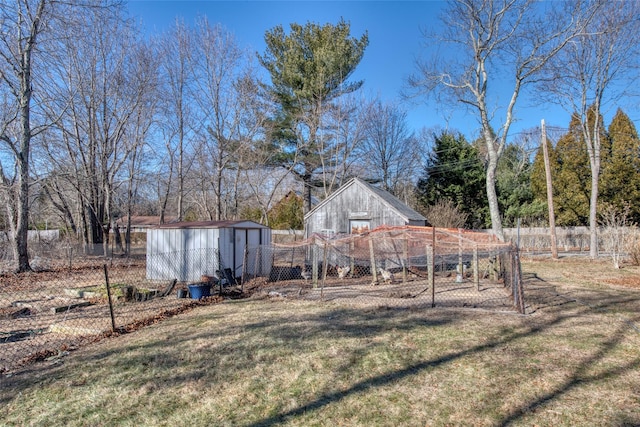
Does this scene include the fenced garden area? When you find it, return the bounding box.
[244,226,524,313]
[0,249,238,375]
[0,226,523,375]
[1,255,639,426]
[5,222,640,378]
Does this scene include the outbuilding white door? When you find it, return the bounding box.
[234,229,247,278]
[246,229,262,275]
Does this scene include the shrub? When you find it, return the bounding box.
[424,199,468,229]
[598,202,636,268]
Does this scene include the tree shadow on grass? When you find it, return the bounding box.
[242,294,640,427]
[246,308,617,427]
[0,304,454,402]
[496,316,640,426]
[1,289,639,425]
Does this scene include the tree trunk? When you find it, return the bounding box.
[589,162,600,258]
[4,186,19,265]
[12,0,48,272]
[485,159,504,241]
[16,151,31,272]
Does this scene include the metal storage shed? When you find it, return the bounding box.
[146,220,271,282]
[304,177,426,237]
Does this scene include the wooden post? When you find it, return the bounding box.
[493,252,501,281]
[312,239,319,288]
[426,244,433,284]
[473,244,479,291]
[541,119,558,259]
[321,241,329,288]
[349,238,355,278]
[456,228,464,283]
[369,237,378,284]
[402,234,408,283]
[103,264,116,333]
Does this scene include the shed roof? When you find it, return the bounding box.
[151,220,269,230]
[304,177,426,222]
[115,215,179,227]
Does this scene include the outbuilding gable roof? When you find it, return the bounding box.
[304,177,426,223]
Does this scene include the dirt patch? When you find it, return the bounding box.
[603,276,640,289]
[0,258,229,375]
[244,273,516,311]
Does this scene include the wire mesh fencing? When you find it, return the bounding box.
[0,248,235,375]
[1,228,524,374]
[243,226,524,313]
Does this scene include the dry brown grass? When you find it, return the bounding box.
[0,256,639,426]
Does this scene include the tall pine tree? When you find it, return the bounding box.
[415,131,488,229]
[258,20,368,213]
[553,115,593,226]
[600,109,640,222]
[496,143,543,226]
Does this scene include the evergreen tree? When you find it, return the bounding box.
[268,192,304,230]
[530,143,553,208]
[601,109,640,222]
[496,143,544,226]
[415,131,488,229]
[258,20,368,213]
[551,112,609,226]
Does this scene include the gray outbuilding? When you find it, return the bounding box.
[304,177,427,237]
[146,220,271,282]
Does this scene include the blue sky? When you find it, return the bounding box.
[126,0,585,141]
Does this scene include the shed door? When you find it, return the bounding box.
[234,229,247,278]
[245,229,262,275]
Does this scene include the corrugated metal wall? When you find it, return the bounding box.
[146,228,222,282]
[146,226,271,282]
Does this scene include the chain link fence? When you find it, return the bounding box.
[243,226,524,313]
[1,227,524,375]
[0,248,237,375]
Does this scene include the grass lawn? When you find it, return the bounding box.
[1,257,639,426]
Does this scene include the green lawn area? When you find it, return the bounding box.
[1,257,639,426]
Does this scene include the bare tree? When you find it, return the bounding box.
[409,0,597,240]
[155,19,198,223]
[0,0,104,270]
[314,92,371,198]
[357,100,423,197]
[423,199,469,229]
[0,0,49,271]
[120,46,158,254]
[538,2,640,258]
[191,18,262,220]
[39,5,157,254]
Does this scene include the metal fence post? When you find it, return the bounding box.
[242,246,248,293]
[103,264,116,333]
[431,227,436,307]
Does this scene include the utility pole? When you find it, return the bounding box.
[541,120,558,259]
